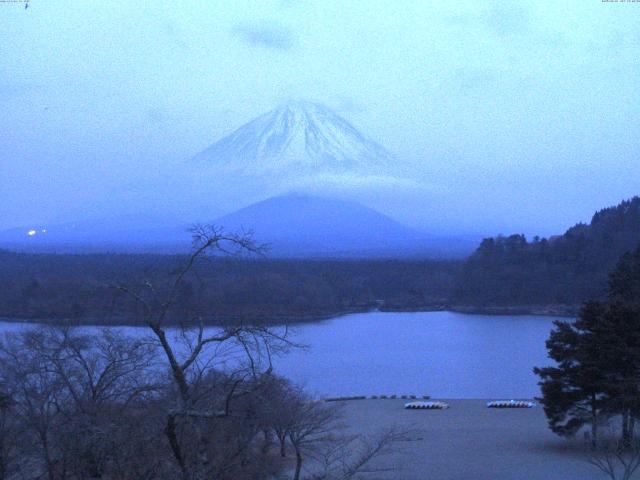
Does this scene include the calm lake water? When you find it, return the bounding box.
[0,311,559,399]
[278,311,558,399]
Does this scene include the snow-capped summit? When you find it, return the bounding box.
[191,100,396,180]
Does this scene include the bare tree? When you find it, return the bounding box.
[115,225,293,479]
[46,327,159,479]
[0,326,164,480]
[288,399,342,480]
[0,390,19,480]
[587,425,640,480]
[0,330,68,480]
[265,379,407,480]
[308,427,408,480]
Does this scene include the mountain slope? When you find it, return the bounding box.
[214,193,424,255]
[0,196,478,258]
[191,101,398,183]
[0,195,433,257]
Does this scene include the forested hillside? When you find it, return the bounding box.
[454,197,640,309]
[0,251,458,325]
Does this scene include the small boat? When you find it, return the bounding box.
[404,401,449,410]
[486,400,535,408]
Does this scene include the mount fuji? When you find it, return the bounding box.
[0,102,479,257]
[213,193,421,256]
[190,100,407,190]
[212,194,478,258]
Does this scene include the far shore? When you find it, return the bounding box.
[0,304,577,328]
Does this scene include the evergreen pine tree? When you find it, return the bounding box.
[534,302,609,445]
[535,245,640,445]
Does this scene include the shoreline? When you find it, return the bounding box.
[0,304,577,328]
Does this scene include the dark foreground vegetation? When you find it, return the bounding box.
[0,197,639,325]
[0,327,405,480]
[0,228,404,480]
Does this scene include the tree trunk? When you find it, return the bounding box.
[154,325,211,479]
[261,429,271,455]
[164,414,188,480]
[151,325,190,404]
[278,432,286,457]
[41,433,55,480]
[293,448,303,480]
[591,394,598,448]
[0,436,6,480]
[622,410,632,446]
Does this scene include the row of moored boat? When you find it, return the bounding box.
[404,400,536,410]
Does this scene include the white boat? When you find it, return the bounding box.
[486,400,535,408]
[404,401,449,410]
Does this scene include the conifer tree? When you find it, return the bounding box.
[534,302,609,445]
[535,245,640,445]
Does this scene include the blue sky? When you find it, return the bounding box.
[0,0,638,235]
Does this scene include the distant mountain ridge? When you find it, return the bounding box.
[214,193,423,256]
[0,194,478,258]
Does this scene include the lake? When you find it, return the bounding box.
[277,311,558,399]
[0,311,559,399]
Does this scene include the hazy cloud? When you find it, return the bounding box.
[162,21,189,51]
[333,96,367,115]
[0,81,41,101]
[232,23,296,50]
[285,173,421,193]
[483,2,531,37]
[452,68,499,91]
[442,2,531,37]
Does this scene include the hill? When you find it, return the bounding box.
[215,193,478,258]
[215,193,424,256]
[453,197,640,311]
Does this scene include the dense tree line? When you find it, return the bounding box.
[0,249,457,325]
[454,197,640,309]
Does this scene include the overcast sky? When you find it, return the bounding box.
[1,0,638,236]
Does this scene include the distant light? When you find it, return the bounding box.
[27,229,37,236]
[41,229,47,233]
